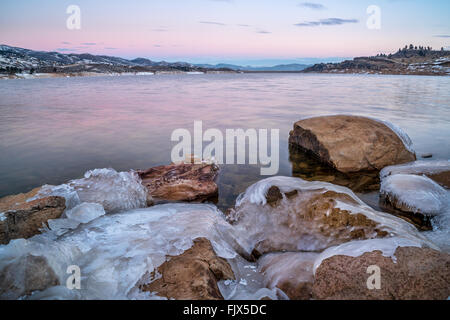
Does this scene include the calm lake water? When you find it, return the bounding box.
[1,73,449,209]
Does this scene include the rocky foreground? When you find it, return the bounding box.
[0,115,449,300]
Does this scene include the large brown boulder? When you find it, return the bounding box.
[0,188,66,244]
[138,163,219,203]
[227,177,429,255]
[139,237,235,300]
[289,115,416,174]
[312,246,450,300]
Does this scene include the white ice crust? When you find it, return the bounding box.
[380,160,450,180]
[380,174,448,216]
[313,237,424,274]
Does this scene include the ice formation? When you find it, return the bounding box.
[380,160,450,180]
[0,203,278,300]
[380,174,449,216]
[29,168,148,213]
[375,119,414,153]
[258,252,319,292]
[312,237,425,274]
[229,176,436,252]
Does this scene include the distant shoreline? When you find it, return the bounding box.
[0,70,237,80]
[2,69,449,80]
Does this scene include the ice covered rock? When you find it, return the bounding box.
[0,188,66,244]
[0,203,274,300]
[380,160,450,188]
[139,237,235,300]
[380,174,449,218]
[137,163,219,203]
[289,115,416,174]
[227,176,435,254]
[258,252,319,300]
[30,168,148,213]
[312,239,450,300]
[0,254,59,300]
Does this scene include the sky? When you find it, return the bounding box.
[0,0,449,66]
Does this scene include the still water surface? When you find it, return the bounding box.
[1,73,449,209]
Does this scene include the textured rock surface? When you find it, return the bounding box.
[0,188,66,244]
[138,163,219,202]
[258,252,318,300]
[140,237,235,300]
[312,246,450,300]
[289,115,416,174]
[0,254,59,300]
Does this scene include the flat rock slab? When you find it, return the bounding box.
[138,163,219,202]
[139,237,234,300]
[0,188,66,244]
[289,115,416,174]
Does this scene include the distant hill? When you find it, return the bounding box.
[0,45,234,75]
[196,63,310,72]
[303,45,450,76]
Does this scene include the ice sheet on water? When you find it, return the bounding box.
[29,168,148,213]
[380,174,449,216]
[312,237,425,274]
[380,160,450,180]
[230,176,436,252]
[0,203,273,300]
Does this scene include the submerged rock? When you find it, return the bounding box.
[0,188,66,244]
[138,163,219,203]
[227,177,432,255]
[140,237,235,300]
[289,145,380,192]
[312,241,450,300]
[289,115,416,174]
[258,252,318,300]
